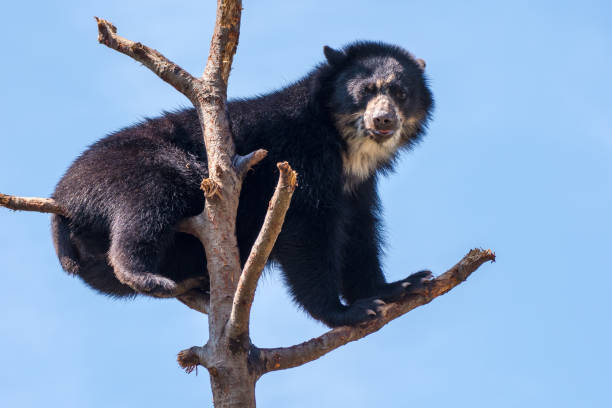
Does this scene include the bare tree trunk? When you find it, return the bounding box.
[93,1,269,403]
[0,2,496,407]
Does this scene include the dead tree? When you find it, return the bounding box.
[0,1,495,407]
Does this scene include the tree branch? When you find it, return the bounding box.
[193,0,243,184]
[227,162,298,338]
[255,248,496,374]
[0,193,65,216]
[202,0,242,86]
[95,17,198,101]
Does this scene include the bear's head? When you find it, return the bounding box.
[324,42,433,189]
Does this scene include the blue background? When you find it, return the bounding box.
[1,1,610,407]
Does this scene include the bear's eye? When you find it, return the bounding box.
[362,84,376,96]
[396,89,408,101]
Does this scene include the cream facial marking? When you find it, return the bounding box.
[334,95,407,192]
[375,73,396,89]
[363,94,399,138]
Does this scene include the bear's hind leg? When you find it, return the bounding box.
[108,215,202,298]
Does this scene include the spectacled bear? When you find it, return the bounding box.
[51,41,434,327]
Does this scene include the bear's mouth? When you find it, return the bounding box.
[365,127,396,142]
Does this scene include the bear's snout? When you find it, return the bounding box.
[364,94,399,140]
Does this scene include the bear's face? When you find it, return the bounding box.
[324,44,432,190]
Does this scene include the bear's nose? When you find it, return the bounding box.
[373,110,397,131]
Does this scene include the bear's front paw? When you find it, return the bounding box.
[373,270,434,303]
[400,270,434,295]
[339,297,387,326]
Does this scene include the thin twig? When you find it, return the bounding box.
[0,194,65,216]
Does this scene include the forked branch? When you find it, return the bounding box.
[254,248,495,374]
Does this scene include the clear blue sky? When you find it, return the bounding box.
[1,1,610,407]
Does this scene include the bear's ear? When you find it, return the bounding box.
[415,58,426,71]
[323,45,346,66]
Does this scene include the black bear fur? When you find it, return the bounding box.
[52,41,434,327]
